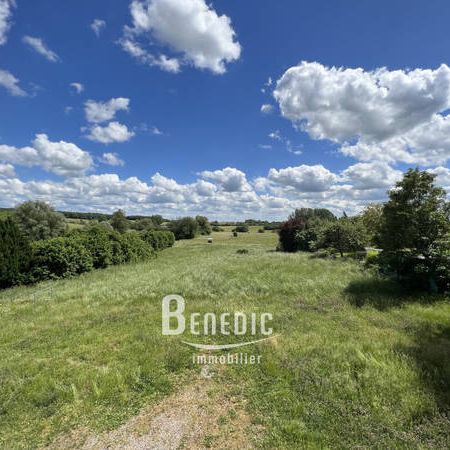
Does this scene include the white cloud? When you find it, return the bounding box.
[200,167,251,192]
[0,0,15,46]
[151,126,163,135]
[85,98,130,123]
[121,0,241,74]
[70,82,84,94]
[0,134,93,177]
[274,61,450,165]
[268,164,338,192]
[340,162,403,190]
[429,166,450,190]
[87,122,135,144]
[268,130,282,141]
[91,19,106,36]
[99,152,125,166]
[23,35,59,62]
[0,68,26,96]
[261,104,274,114]
[0,162,15,178]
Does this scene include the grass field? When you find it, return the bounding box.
[0,229,449,448]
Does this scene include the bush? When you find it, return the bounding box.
[212,225,224,232]
[236,249,249,254]
[317,219,369,257]
[110,209,129,234]
[142,230,175,251]
[170,217,198,240]
[233,225,249,233]
[68,225,114,269]
[233,231,238,237]
[258,229,265,233]
[119,232,155,263]
[30,237,93,282]
[278,218,306,252]
[196,216,212,235]
[0,218,31,288]
[14,201,66,241]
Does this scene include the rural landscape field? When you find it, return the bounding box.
[0,223,449,448]
[2,1,450,449]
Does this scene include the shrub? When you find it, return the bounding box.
[119,232,155,263]
[258,229,265,233]
[278,218,306,252]
[142,230,175,251]
[170,217,199,240]
[233,231,238,237]
[196,216,212,235]
[233,225,249,233]
[0,218,32,288]
[110,209,129,234]
[212,225,224,232]
[236,249,249,254]
[68,225,114,269]
[317,219,369,257]
[30,237,93,282]
[14,201,66,241]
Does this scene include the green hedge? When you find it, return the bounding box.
[30,237,93,282]
[141,230,175,251]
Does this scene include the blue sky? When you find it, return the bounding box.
[1,0,450,219]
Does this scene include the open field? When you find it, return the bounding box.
[0,229,449,448]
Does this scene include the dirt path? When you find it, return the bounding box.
[48,369,256,450]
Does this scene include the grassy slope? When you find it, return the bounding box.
[0,230,449,448]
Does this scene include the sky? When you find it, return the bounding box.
[1,0,450,220]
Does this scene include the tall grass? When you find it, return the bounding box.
[0,230,449,448]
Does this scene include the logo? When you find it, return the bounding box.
[162,295,276,354]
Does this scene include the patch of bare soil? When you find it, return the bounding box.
[48,370,256,450]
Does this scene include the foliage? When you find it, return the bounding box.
[378,169,450,292]
[317,219,369,257]
[131,218,155,231]
[110,209,129,234]
[141,230,175,251]
[119,232,155,262]
[360,203,384,247]
[14,201,66,241]
[278,218,307,252]
[233,224,249,233]
[212,225,224,232]
[380,169,449,252]
[30,237,93,281]
[258,228,265,233]
[170,217,199,240]
[195,216,212,235]
[68,225,114,269]
[0,218,31,288]
[236,248,249,254]
[290,208,336,223]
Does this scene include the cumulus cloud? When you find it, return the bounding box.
[0,0,14,46]
[0,134,93,177]
[85,98,130,123]
[0,162,15,178]
[70,82,84,94]
[99,152,125,166]
[23,35,59,62]
[268,164,338,192]
[87,122,135,144]
[200,167,251,192]
[121,0,241,74]
[91,19,106,36]
[0,68,26,96]
[340,162,403,190]
[429,166,450,190]
[274,61,450,165]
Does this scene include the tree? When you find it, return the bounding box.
[318,219,369,257]
[290,208,336,223]
[360,203,384,247]
[14,201,66,241]
[278,218,306,252]
[110,209,129,234]
[195,215,212,235]
[0,218,31,288]
[233,224,249,233]
[170,217,199,240]
[150,215,164,226]
[131,218,155,231]
[380,169,450,252]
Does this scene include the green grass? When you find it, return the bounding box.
[0,229,449,448]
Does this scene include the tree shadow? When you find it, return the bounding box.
[344,277,443,310]
[398,324,450,413]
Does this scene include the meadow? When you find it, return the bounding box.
[0,229,449,448]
